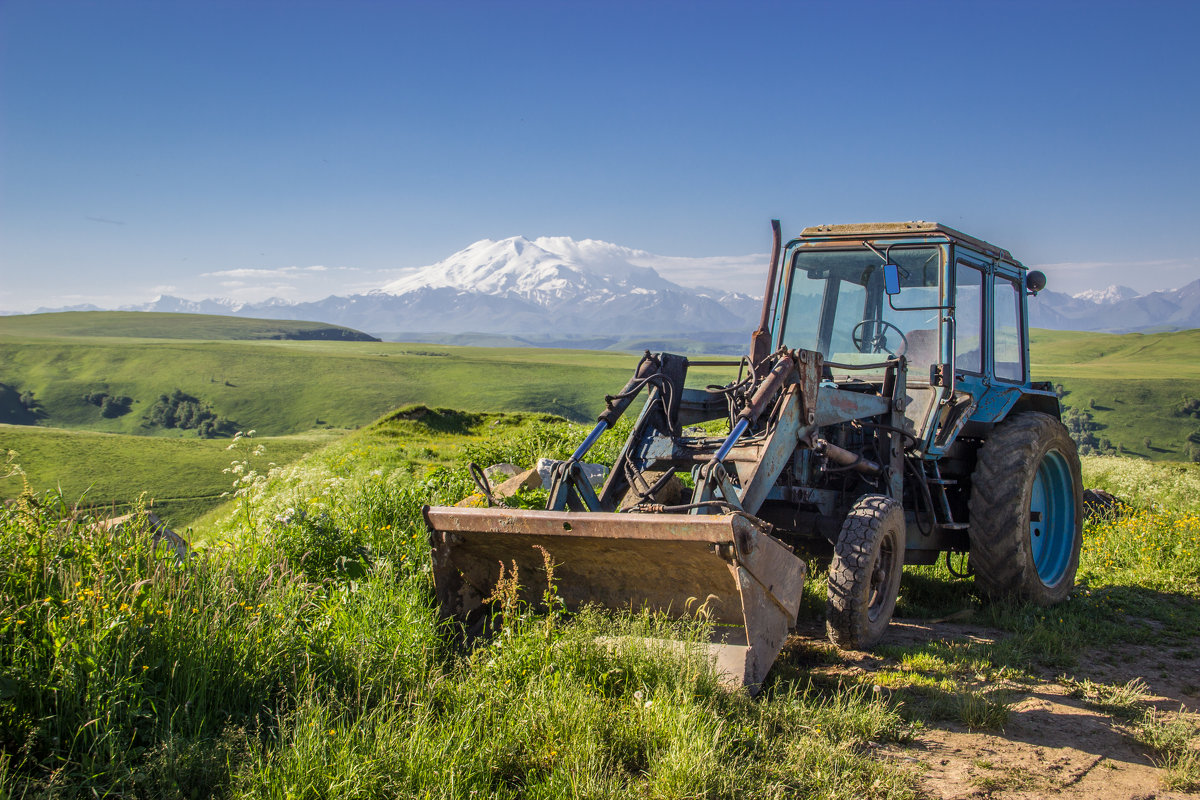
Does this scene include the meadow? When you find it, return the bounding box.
[2,315,1198,533]
[0,426,339,524]
[1029,328,1200,461]
[0,312,379,342]
[2,406,1198,798]
[0,312,739,524]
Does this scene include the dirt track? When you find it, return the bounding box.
[790,619,1200,799]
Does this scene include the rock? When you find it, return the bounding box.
[483,463,521,482]
[492,468,542,497]
[1082,488,1127,521]
[94,511,190,562]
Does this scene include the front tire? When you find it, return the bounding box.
[826,495,906,649]
[968,411,1083,604]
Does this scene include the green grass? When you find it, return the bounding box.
[0,318,742,522]
[1030,328,1200,460]
[0,311,378,341]
[0,410,918,800]
[0,425,336,527]
[0,336,739,435]
[5,406,1199,798]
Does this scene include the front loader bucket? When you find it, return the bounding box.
[424,505,807,692]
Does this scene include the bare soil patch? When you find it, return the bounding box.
[785,618,1200,799]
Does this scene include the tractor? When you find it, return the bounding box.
[425,221,1083,691]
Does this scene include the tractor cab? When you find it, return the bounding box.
[773,222,1056,455]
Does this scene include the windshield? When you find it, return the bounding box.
[776,245,943,381]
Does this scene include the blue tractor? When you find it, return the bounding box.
[426,221,1083,691]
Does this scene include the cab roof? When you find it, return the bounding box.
[798,221,1019,265]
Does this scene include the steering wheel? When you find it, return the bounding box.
[852,319,909,357]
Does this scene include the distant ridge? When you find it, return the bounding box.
[0,311,380,342]
[1029,277,1200,332]
[17,236,1200,341]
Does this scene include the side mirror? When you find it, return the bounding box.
[1026,270,1047,294]
[883,263,901,295]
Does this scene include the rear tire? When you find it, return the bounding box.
[968,411,1082,604]
[826,495,905,650]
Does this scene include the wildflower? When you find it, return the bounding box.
[327,729,336,736]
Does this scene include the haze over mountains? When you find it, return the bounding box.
[15,236,1200,343]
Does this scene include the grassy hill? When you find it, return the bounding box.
[1029,328,1200,461]
[0,310,379,341]
[2,315,1197,528]
[0,338,695,435]
[0,312,745,523]
[0,425,339,525]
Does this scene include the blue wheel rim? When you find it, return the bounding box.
[1029,449,1075,586]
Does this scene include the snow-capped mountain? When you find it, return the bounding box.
[1071,285,1140,304]
[378,236,680,302]
[1029,278,1200,332]
[123,296,244,315]
[357,235,756,336]
[21,235,1200,343]
[113,236,765,346]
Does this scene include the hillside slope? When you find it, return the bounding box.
[0,311,380,341]
[1029,328,1200,460]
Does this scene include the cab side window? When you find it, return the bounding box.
[955,262,983,374]
[993,277,1024,382]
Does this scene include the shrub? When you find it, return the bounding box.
[145,389,233,437]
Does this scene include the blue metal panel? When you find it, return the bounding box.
[970,385,1021,424]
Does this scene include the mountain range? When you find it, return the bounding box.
[15,236,1200,347]
[1028,279,1200,333]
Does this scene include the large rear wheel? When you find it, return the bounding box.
[968,411,1083,604]
[826,495,905,650]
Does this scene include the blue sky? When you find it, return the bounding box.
[2,0,1198,310]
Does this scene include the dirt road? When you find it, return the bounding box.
[789,619,1200,799]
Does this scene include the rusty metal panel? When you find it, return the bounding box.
[798,222,1017,263]
[814,387,891,427]
[425,505,807,692]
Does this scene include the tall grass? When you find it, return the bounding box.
[1,411,916,799]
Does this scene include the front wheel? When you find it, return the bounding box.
[968,411,1083,604]
[826,495,906,650]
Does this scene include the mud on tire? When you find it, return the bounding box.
[826,495,905,650]
[968,411,1083,604]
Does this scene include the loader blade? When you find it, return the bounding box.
[424,505,807,692]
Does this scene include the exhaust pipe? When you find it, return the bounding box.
[750,220,783,366]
